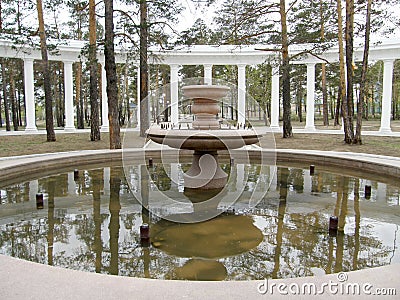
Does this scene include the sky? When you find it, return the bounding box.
[33,0,400,42]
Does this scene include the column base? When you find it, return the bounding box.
[64,126,76,132]
[269,125,280,132]
[379,127,392,134]
[25,127,38,133]
[304,126,316,131]
[100,125,109,132]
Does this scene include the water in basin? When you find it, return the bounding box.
[0,162,399,280]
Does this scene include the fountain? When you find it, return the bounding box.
[147,85,261,190]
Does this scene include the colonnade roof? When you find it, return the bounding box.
[0,37,399,66]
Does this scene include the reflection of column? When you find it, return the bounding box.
[141,165,150,218]
[204,64,212,85]
[379,59,394,133]
[64,61,76,132]
[170,64,179,126]
[109,168,121,275]
[136,65,140,128]
[237,64,246,125]
[377,182,387,202]
[353,179,360,269]
[303,170,312,194]
[68,172,76,195]
[170,163,179,188]
[24,58,38,132]
[100,63,109,132]
[236,164,245,191]
[270,66,280,130]
[305,63,316,131]
[47,180,55,266]
[269,166,277,191]
[103,167,110,196]
[29,180,38,202]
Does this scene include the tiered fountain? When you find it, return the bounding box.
[147,85,261,190]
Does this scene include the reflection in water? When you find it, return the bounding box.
[167,259,227,281]
[0,164,399,280]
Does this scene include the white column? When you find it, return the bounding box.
[24,58,38,132]
[379,59,394,134]
[270,66,280,130]
[63,61,75,132]
[204,64,212,85]
[237,64,246,125]
[136,65,140,129]
[305,63,316,131]
[100,63,109,132]
[170,64,179,126]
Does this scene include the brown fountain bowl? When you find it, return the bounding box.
[147,128,261,151]
[182,85,230,100]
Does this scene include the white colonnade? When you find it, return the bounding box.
[0,40,396,133]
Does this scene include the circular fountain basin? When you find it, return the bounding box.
[0,149,400,298]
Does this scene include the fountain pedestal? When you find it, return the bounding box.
[183,151,227,189]
[147,84,261,190]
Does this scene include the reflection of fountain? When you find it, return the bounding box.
[147,85,261,190]
[151,214,263,280]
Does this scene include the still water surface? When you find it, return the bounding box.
[0,163,399,280]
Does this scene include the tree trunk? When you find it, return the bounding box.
[76,61,84,129]
[37,0,56,141]
[104,0,121,149]
[320,0,329,126]
[354,0,372,144]
[140,0,150,137]
[89,0,100,141]
[9,65,18,131]
[1,59,10,131]
[280,0,292,138]
[343,0,355,144]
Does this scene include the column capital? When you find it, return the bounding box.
[382,59,395,64]
[62,60,74,65]
[170,63,181,70]
[23,57,34,62]
[237,63,247,69]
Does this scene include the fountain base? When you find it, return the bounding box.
[183,151,228,189]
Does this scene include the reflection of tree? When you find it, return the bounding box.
[272,168,289,279]
[92,169,103,273]
[288,168,304,193]
[149,164,171,191]
[109,167,121,275]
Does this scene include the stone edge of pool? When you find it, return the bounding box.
[0,148,399,299]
